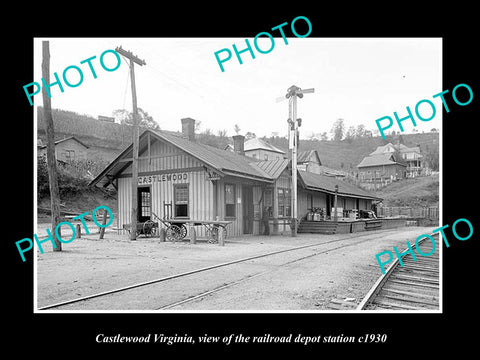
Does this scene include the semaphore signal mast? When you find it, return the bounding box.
[277,85,314,237]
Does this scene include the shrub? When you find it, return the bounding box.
[37,156,110,200]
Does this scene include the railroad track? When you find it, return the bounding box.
[357,235,440,311]
[38,230,397,311]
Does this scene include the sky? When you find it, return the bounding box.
[32,37,442,139]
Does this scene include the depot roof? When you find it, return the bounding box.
[298,170,382,200]
[90,129,275,188]
[90,129,381,201]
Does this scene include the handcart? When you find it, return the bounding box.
[153,212,230,243]
[123,220,158,237]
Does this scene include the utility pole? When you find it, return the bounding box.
[115,46,146,241]
[282,85,314,237]
[42,40,62,252]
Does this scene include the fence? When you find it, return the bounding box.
[377,206,439,219]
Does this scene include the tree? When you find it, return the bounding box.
[424,146,439,171]
[217,129,228,138]
[195,120,202,132]
[245,131,256,140]
[355,124,369,138]
[320,132,329,141]
[113,108,160,130]
[330,118,345,141]
[306,132,318,141]
[392,149,407,165]
[234,124,241,135]
[345,125,356,143]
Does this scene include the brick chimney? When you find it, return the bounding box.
[232,135,245,155]
[181,118,195,141]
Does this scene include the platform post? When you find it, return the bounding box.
[190,226,196,244]
[218,226,225,246]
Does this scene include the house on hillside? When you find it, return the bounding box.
[370,142,424,177]
[357,151,407,190]
[37,136,89,163]
[234,137,286,160]
[37,107,137,162]
[90,118,381,237]
[297,150,322,174]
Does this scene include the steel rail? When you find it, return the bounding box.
[38,230,391,310]
[157,234,384,310]
[356,233,439,310]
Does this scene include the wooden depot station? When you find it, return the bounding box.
[90,118,382,242]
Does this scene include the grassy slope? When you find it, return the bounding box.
[38,188,117,223]
[372,173,439,207]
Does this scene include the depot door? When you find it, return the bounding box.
[137,186,151,222]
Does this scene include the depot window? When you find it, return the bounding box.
[174,183,189,218]
[225,184,236,217]
[278,188,291,217]
[263,188,273,217]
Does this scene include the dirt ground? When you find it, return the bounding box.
[35,222,439,311]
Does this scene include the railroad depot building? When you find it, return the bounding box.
[90,118,381,237]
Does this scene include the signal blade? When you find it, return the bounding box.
[299,88,315,94]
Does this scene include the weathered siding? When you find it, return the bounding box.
[358,164,406,181]
[113,133,378,239]
[117,177,131,235]
[298,189,327,219]
[270,170,291,234]
[214,177,239,237]
[121,138,203,175]
[118,170,215,237]
[38,138,89,162]
[252,185,263,235]
[117,138,216,237]
[297,161,322,174]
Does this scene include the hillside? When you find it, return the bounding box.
[36,107,439,174]
[372,173,439,207]
[291,132,439,172]
[37,188,117,223]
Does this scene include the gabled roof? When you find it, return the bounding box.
[244,137,285,154]
[37,136,89,149]
[250,158,290,179]
[298,170,382,201]
[90,129,381,202]
[90,129,275,188]
[155,131,273,180]
[370,142,421,156]
[297,149,322,165]
[370,143,396,155]
[357,153,406,168]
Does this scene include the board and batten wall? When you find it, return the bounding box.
[115,136,265,238]
[116,137,216,237]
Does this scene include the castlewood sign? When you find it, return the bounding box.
[137,169,222,185]
[138,172,188,185]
